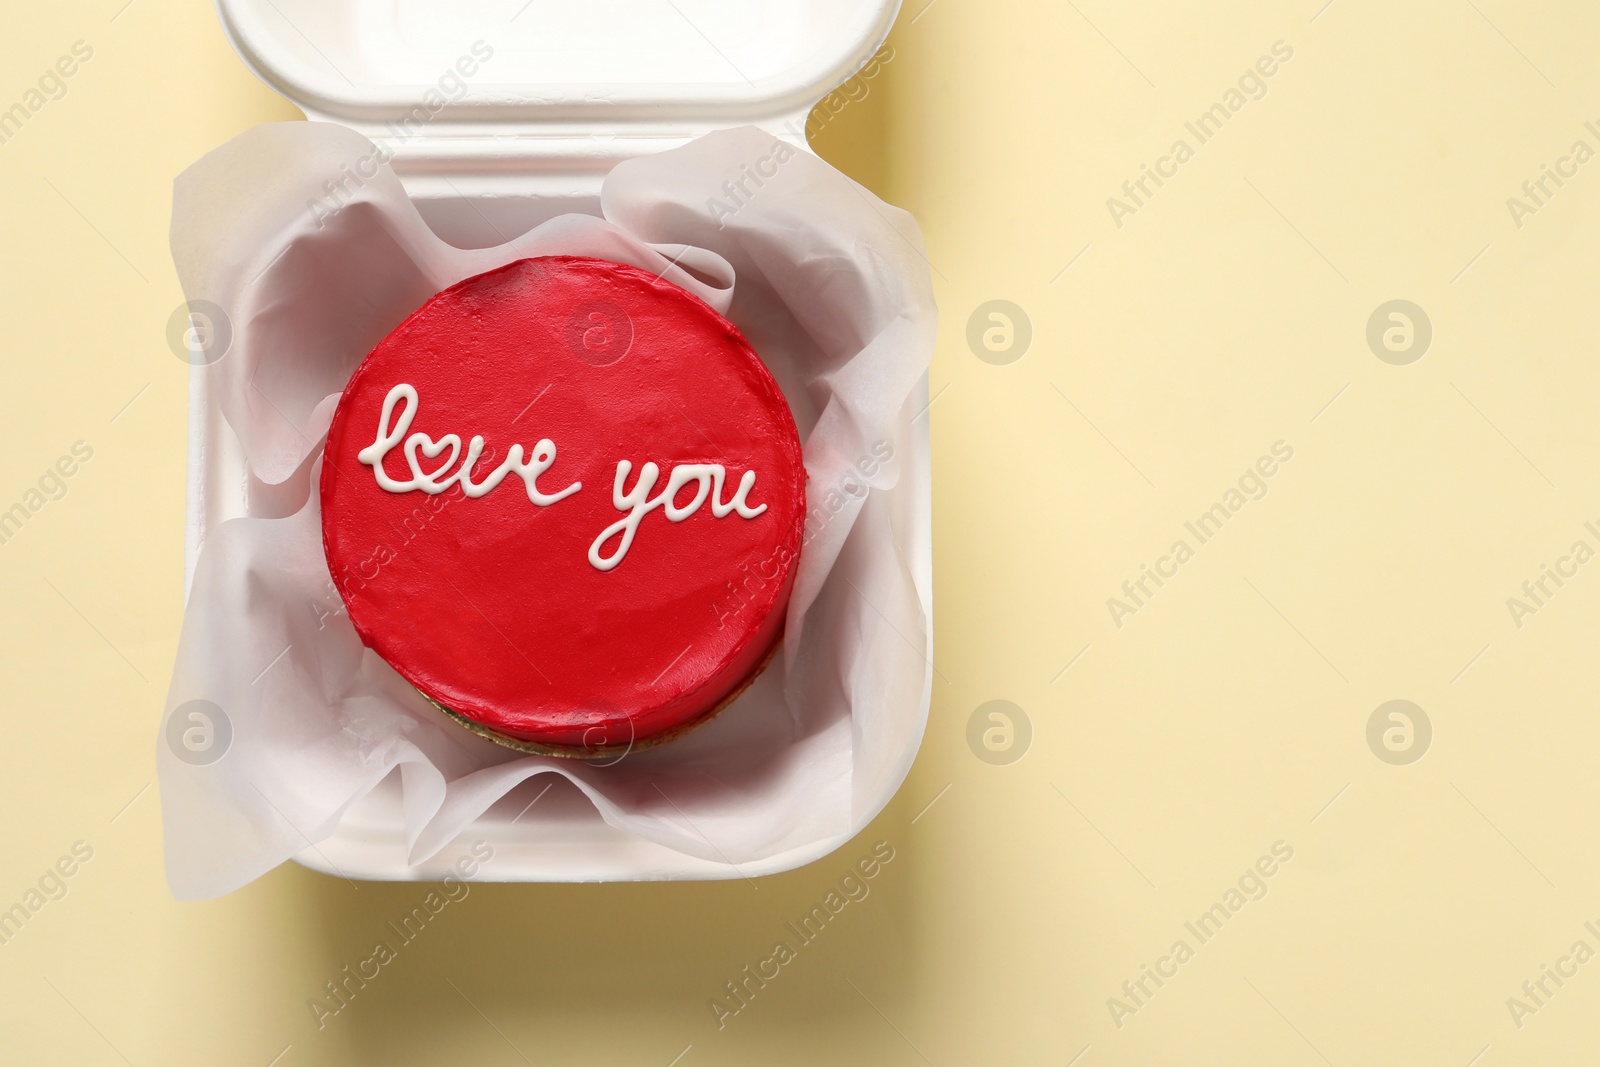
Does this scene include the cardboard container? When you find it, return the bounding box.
[192,0,930,882]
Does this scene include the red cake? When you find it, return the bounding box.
[319,257,806,757]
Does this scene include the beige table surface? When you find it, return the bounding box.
[4,1,1600,1064]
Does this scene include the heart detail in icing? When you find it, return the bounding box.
[404,432,461,487]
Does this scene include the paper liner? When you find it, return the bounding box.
[159,123,935,899]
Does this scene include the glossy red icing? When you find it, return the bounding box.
[320,257,805,752]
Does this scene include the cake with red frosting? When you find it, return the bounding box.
[320,256,806,757]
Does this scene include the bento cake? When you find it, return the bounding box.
[319,257,806,756]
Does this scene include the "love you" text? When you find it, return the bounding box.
[356,383,767,571]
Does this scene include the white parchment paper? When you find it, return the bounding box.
[159,123,934,899]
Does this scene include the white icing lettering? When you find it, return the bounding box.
[589,461,661,572]
[588,460,767,572]
[710,467,767,519]
[403,431,461,492]
[358,383,581,505]
[358,383,767,573]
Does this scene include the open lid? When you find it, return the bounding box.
[218,0,899,177]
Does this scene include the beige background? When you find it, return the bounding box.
[3,0,1599,1063]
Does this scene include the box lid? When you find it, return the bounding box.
[217,0,899,175]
